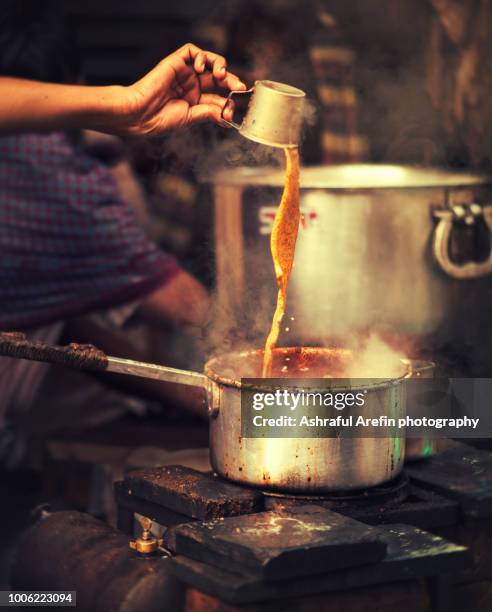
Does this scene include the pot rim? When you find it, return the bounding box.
[206,164,490,190]
[204,346,409,391]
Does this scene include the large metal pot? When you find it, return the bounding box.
[210,165,492,368]
[0,334,417,493]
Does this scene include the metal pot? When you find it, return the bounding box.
[0,334,425,493]
[204,346,412,493]
[210,165,492,369]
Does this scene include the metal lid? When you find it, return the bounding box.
[209,164,490,189]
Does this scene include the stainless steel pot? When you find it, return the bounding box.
[210,165,492,357]
[204,346,411,493]
[0,334,425,493]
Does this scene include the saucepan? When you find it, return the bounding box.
[0,333,429,492]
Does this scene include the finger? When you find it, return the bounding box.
[175,42,204,62]
[175,43,240,84]
[199,93,234,122]
[216,70,247,92]
[202,50,228,80]
[222,101,234,123]
[210,55,227,80]
[193,51,206,73]
[199,93,228,106]
[199,71,247,93]
[173,82,185,97]
[175,43,222,72]
[187,103,230,127]
[197,50,227,80]
[168,56,201,104]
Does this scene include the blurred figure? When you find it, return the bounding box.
[0,1,222,466]
[194,0,367,164]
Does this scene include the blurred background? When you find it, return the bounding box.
[56,0,492,284]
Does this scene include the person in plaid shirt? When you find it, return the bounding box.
[0,2,244,465]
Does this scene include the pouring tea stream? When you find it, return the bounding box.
[222,79,306,376]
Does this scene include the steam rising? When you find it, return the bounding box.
[302,98,318,128]
[344,334,407,379]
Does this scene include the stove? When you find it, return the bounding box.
[114,441,492,612]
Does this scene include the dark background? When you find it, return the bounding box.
[65,0,218,85]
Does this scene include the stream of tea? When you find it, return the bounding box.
[261,147,301,377]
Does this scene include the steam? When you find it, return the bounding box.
[302,98,318,128]
[198,132,284,175]
[344,334,407,379]
[204,248,280,356]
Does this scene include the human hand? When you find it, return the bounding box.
[117,43,247,136]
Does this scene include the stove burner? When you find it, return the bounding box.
[112,443,491,608]
[261,472,409,507]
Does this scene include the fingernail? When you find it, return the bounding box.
[219,66,226,74]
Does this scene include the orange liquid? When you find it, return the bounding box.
[262,147,300,377]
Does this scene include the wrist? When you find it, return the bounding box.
[83,85,135,136]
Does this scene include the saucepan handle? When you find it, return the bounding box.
[432,203,492,279]
[0,332,108,371]
[220,87,254,129]
[0,332,208,390]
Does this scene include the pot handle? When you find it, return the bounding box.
[0,331,108,370]
[0,332,208,389]
[432,203,492,279]
[220,87,254,129]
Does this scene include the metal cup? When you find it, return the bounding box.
[221,80,306,148]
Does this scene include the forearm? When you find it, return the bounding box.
[0,78,128,135]
[140,270,210,329]
[0,43,244,137]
